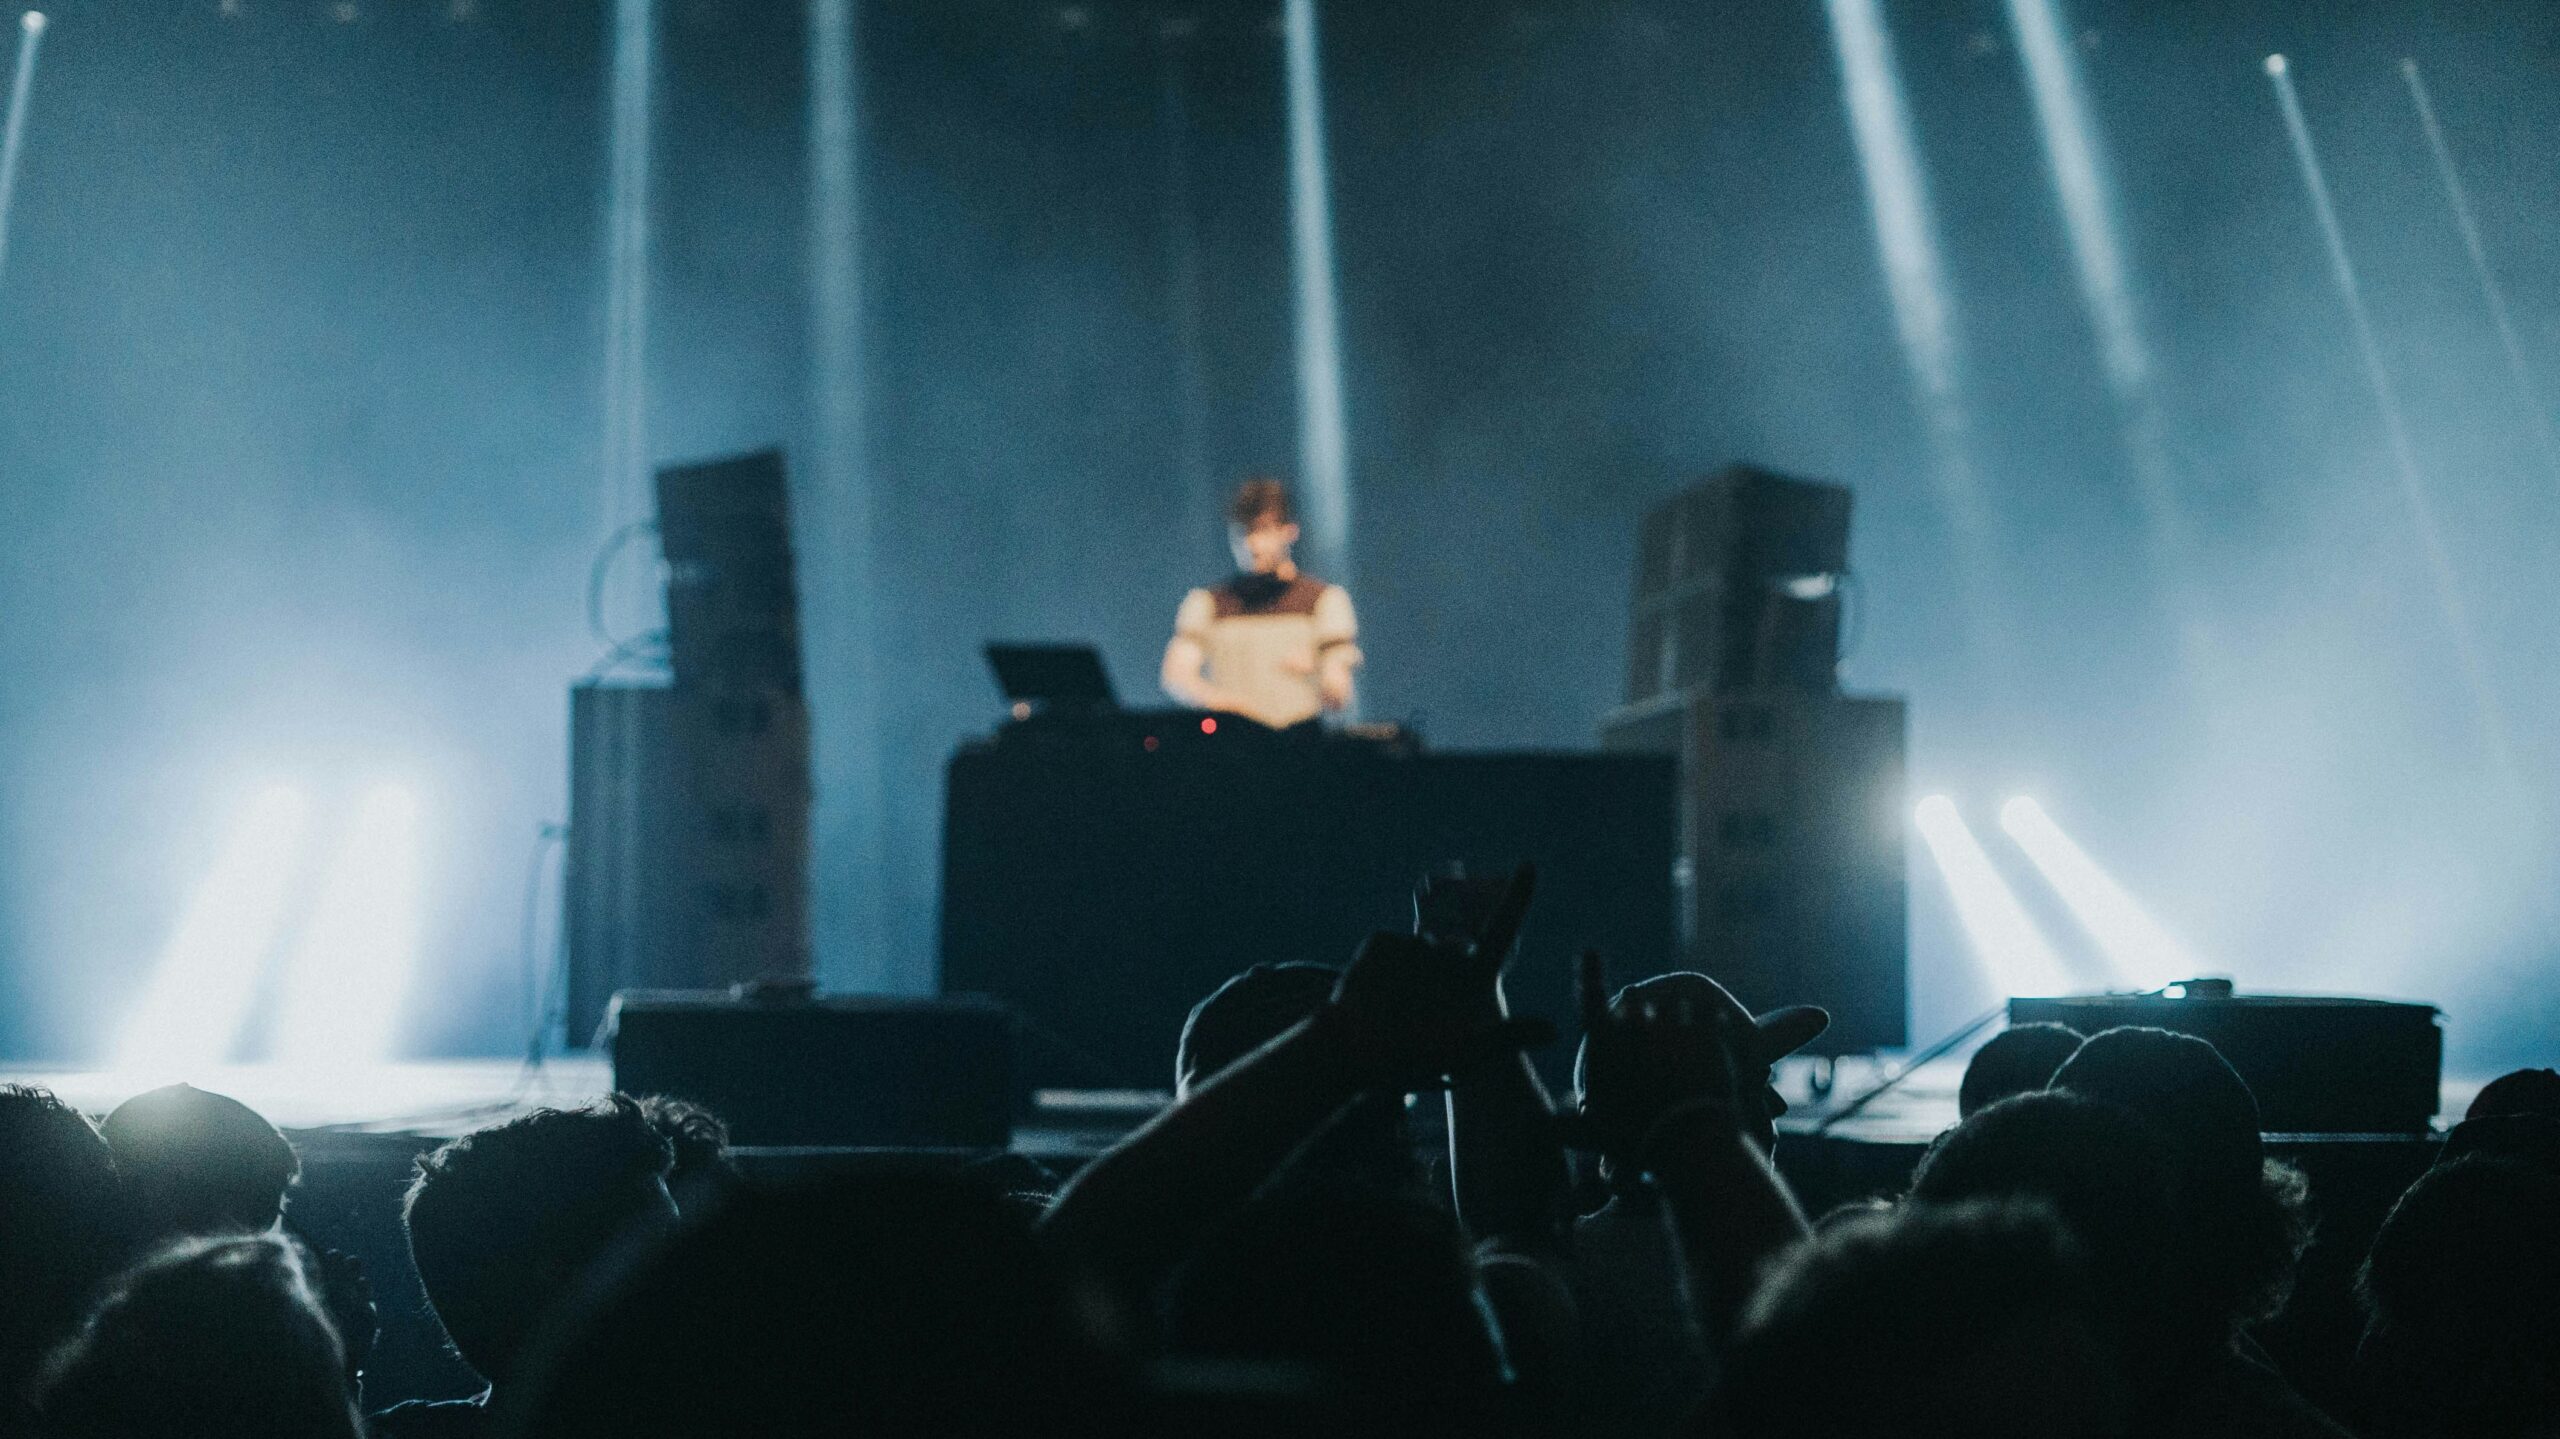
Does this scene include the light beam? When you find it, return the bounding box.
[2005,0,2202,629]
[0,10,50,292]
[117,786,311,1077]
[1914,795,2074,998]
[600,0,653,546]
[1824,0,1989,555]
[1998,796,2200,990]
[2265,55,2513,777]
[805,0,888,986]
[272,785,425,1067]
[1283,0,1352,591]
[2399,57,2560,488]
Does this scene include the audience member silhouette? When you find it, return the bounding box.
[379,1096,676,1438]
[1484,965,1819,1438]
[500,1171,1102,1439]
[0,1086,130,1432]
[2357,1146,2560,1438]
[1165,1180,1515,1438]
[1711,1198,2133,1439]
[1175,960,1418,1195]
[30,1232,362,1439]
[1910,1089,2198,1421]
[2049,1026,2343,1437]
[99,1084,297,1241]
[1957,1021,2084,1118]
[2465,1065,2560,1123]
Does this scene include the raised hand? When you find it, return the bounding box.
[1327,863,1552,1091]
[1572,951,1756,1170]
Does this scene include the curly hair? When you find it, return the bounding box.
[403,1096,674,1384]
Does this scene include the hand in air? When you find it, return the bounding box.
[1327,863,1552,1092]
[1572,951,1756,1168]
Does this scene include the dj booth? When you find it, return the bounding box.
[940,711,1678,1092]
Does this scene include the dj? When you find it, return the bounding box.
[1160,477,1362,729]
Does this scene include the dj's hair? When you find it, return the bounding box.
[1228,476,1295,529]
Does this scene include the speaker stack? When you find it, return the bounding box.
[563,449,815,1046]
[1601,464,1908,1056]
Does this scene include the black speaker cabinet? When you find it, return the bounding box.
[1626,465,1851,705]
[2008,994,2442,1134]
[1602,691,1907,1055]
[607,991,1016,1148]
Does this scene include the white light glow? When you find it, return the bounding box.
[272,785,425,1067]
[117,787,313,1077]
[1824,0,1984,542]
[0,5,49,288]
[1914,796,2073,998]
[1283,0,1352,591]
[1999,797,2201,990]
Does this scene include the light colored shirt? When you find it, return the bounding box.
[1172,573,1360,729]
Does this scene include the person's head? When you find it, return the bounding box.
[2358,1152,2560,1439]
[99,1084,297,1241]
[1573,970,1828,1159]
[1911,1091,2190,1376]
[403,1096,676,1387]
[32,1232,360,1439]
[2050,1027,2311,1329]
[1959,1022,2085,1119]
[1228,477,1300,575]
[0,1087,130,1417]
[1166,1181,1511,1437]
[1177,962,1339,1099]
[1714,1199,2132,1439]
[2468,1067,2560,1123]
[1177,963,1419,1194]
[502,1171,1097,1439]
[634,1095,734,1212]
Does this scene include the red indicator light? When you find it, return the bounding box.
[1200,717,1218,735]
[1142,735,1159,752]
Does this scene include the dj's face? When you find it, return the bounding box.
[1231,518,1300,574]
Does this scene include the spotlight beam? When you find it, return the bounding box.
[805,0,889,985]
[273,786,424,1067]
[2264,55,2514,779]
[1998,797,2200,991]
[1282,0,1352,592]
[1913,796,2074,998]
[117,787,311,1075]
[2399,57,2560,488]
[0,10,50,292]
[1824,0,1986,542]
[600,0,653,546]
[2004,0,2207,659]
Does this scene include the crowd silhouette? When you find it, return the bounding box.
[2,863,2554,1437]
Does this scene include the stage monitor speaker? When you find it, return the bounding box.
[1602,691,1907,1055]
[1626,464,1851,706]
[608,991,1016,1148]
[2007,993,2441,1134]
